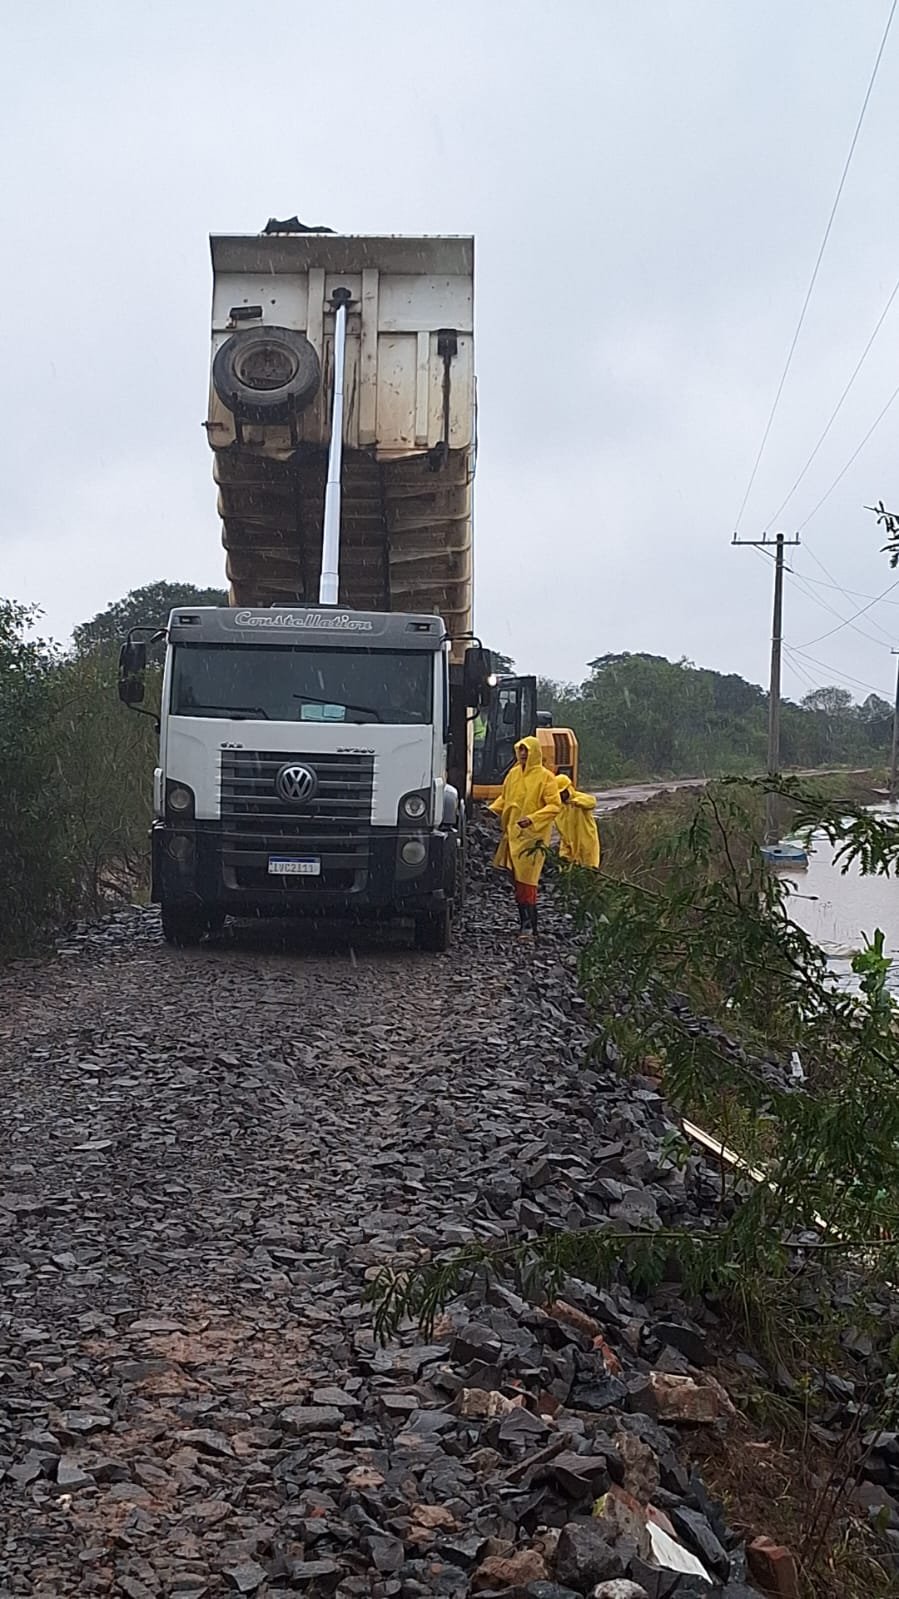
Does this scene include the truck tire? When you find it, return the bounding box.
[212,326,321,424]
[161,905,211,948]
[415,905,452,953]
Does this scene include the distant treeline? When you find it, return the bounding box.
[533,652,891,782]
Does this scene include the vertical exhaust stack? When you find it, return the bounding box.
[319,287,352,606]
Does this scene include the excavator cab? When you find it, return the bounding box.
[472,676,579,800]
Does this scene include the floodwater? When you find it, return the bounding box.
[779,804,899,994]
[590,780,899,995]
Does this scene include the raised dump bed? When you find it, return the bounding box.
[207,231,475,653]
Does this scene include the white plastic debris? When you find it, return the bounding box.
[647,1522,712,1582]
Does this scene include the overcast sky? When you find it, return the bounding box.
[3,0,899,700]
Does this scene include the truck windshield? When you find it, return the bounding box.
[171,645,433,726]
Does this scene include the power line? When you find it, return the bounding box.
[803,541,853,590]
[766,267,899,528]
[791,570,899,606]
[793,574,899,648]
[781,646,822,694]
[795,543,895,633]
[780,560,894,646]
[745,541,891,647]
[752,536,896,645]
[748,543,778,567]
[771,546,889,639]
[796,378,899,531]
[787,653,890,699]
[786,643,892,698]
[733,0,898,533]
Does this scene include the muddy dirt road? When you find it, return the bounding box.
[592,780,707,815]
[591,767,875,814]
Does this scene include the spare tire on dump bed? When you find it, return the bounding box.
[212,326,321,424]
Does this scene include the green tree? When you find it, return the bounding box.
[536,677,579,720]
[73,580,227,654]
[860,693,892,721]
[801,685,854,716]
[51,647,158,907]
[0,584,179,948]
[0,601,75,946]
[488,650,516,676]
[553,656,887,784]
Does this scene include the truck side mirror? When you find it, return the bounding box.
[463,645,491,710]
[118,639,147,706]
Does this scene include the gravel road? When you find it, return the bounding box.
[0,843,761,1598]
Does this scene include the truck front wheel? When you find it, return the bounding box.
[414,905,452,953]
[161,905,219,947]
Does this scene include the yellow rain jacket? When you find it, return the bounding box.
[555,776,601,868]
[488,736,562,886]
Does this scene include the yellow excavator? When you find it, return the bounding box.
[472,674,579,802]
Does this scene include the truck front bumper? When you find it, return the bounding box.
[151,822,456,918]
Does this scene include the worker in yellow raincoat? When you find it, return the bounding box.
[489,736,561,937]
[555,775,601,868]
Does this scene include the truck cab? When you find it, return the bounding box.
[121,605,485,950]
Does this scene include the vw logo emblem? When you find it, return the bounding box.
[275,763,318,805]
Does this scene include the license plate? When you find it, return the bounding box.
[267,857,321,877]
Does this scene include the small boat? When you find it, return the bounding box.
[761,840,809,867]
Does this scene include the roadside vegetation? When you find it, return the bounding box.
[594,769,884,885]
[374,781,899,1345]
[0,583,224,951]
[372,778,899,1595]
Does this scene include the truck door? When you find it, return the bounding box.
[474,676,537,793]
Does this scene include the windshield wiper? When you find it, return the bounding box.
[177,704,270,719]
[293,693,382,723]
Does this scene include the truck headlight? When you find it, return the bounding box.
[400,839,427,865]
[166,781,195,818]
[167,834,194,864]
[400,793,427,821]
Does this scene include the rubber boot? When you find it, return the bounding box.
[517,902,529,934]
[530,903,538,937]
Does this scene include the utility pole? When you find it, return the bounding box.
[890,648,899,803]
[766,533,787,844]
[733,530,801,843]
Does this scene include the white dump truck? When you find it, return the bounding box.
[207,230,475,648]
[120,225,489,949]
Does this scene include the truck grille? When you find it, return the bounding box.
[219,749,374,890]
